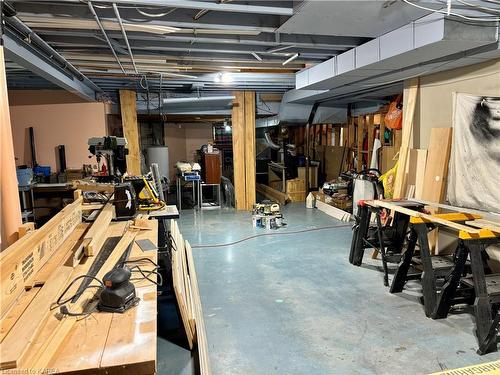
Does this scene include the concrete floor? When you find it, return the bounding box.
[159,203,498,375]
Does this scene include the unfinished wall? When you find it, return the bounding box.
[164,122,213,180]
[413,59,500,148]
[9,102,107,171]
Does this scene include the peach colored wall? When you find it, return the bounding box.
[164,122,213,180]
[8,90,87,106]
[9,102,107,171]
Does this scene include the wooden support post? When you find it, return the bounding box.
[244,92,256,210]
[119,90,141,176]
[231,92,247,210]
[393,78,419,199]
[0,46,22,249]
[231,91,256,210]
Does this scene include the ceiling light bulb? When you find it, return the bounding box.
[221,72,233,83]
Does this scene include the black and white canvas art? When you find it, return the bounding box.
[447,93,500,213]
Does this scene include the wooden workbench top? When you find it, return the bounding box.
[12,220,158,375]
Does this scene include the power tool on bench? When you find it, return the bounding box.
[97,267,139,313]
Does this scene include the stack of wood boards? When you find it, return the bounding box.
[1,198,158,373]
[0,196,83,318]
[170,219,211,375]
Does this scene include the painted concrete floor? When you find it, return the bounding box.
[159,203,499,375]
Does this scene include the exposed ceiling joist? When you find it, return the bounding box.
[11,0,294,16]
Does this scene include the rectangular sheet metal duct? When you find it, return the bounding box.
[296,13,498,91]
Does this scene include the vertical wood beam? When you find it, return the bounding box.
[393,78,419,199]
[0,47,22,249]
[119,90,141,175]
[244,91,256,210]
[231,92,246,210]
[367,114,375,167]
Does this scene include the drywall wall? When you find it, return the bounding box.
[413,59,500,148]
[8,90,87,106]
[9,102,107,171]
[164,122,213,180]
[411,59,500,266]
[185,123,213,161]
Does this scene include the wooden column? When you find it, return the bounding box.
[0,46,22,249]
[231,91,256,210]
[119,90,141,175]
[393,78,419,199]
[244,92,256,210]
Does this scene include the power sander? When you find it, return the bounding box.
[98,267,139,313]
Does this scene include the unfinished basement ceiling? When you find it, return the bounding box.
[278,0,431,37]
[3,0,499,107]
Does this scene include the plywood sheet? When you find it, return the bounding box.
[421,128,453,205]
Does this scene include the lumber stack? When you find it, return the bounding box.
[170,219,211,375]
[0,193,156,372]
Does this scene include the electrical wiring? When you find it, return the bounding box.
[118,258,163,286]
[455,0,500,13]
[52,275,104,317]
[136,7,177,18]
[190,224,353,249]
[402,0,500,21]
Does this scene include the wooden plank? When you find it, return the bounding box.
[367,114,374,167]
[33,224,87,285]
[81,203,104,211]
[414,149,428,199]
[232,91,246,210]
[393,78,418,199]
[465,220,500,233]
[185,240,212,375]
[18,222,35,239]
[171,220,195,349]
[0,266,73,369]
[256,183,287,205]
[0,197,82,318]
[84,203,114,256]
[0,287,40,342]
[119,90,141,176]
[244,91,256,211]
[315,200,351,222]
[75,182,115,193]
[421,128,453,206]
[27,226,139,369]
[371,200,480,233]
[45,221,158,374]
[100,233,157,375]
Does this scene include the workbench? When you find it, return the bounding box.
[4,220,158,374]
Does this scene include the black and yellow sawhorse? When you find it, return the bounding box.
[402,215,499,354]
[392,213,481,318]
[458,228,500,355]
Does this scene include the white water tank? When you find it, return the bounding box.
[146,146,169,178]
